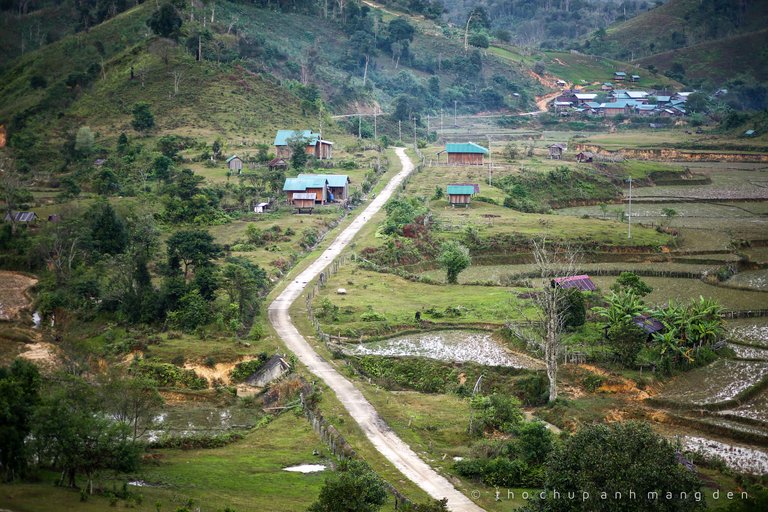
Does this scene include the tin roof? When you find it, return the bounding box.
[226,155,241,163]
[4,212,37,222]
[448,183,480,193]
[447,185,477,195]
[298,174,349,187]
[552,275,597,291]
[445,142,489,154]
[283,176,328,191]
[633,315,664,334]
[274,130,320,146]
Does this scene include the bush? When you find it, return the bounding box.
[230,354,269,382]
[514,373,549,406]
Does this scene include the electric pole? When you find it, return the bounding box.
[454,100,457,127]
[627,176,632,239]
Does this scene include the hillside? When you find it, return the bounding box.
[587,0,768,89]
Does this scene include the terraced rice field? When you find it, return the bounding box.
[725,270,768,291]
[727,343,768,360]
[656,359,768,406]
[728,320,768,347]
[347,330,544,369]
[721,388,768,424]
[681,436,768,474]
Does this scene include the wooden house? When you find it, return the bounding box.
[552,275,597,291]
[226,155,243,173]
[438,142,489,166]
[599,102,633,117]
[575,151,594,163]
[631,74,640,82]
[614,71,627,81]
[254,202,270,214]
[291,193,317,212]
[273,130,333,160]
[574,93,598,105]
[299,174,350,202]
[446,184,477,207]
[283,176,328,204]
[548,144,566,159]
[601,82,614,91]
[268,157,288,171]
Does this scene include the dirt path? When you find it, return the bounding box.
[268,148,484,512]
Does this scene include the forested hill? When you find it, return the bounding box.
[583,0,768,95]
[436,0,660,48]
[0,0,546,175]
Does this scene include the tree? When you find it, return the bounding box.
[89,200,128,256]
[685,92,710,114]
[286,134,310,170]
[437,241,471,284]
[147,3,182,40]
[0,154,33,235]
[661,207,678,227]
[99,372,163,442]
[131,102,155,133]
[508,239,580,402]
[0,359,41,481]
[220,257,268,325]
[533,422,704,511]
[166,229,222,279]
[611,272,653,297]
[32,375,142,492]
[468,393,523,436]
[308,459,388,512]
[74,126,95,157]
[168,289,211,331]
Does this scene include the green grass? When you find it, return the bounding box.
[0,413,329,512]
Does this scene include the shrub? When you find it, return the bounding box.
[230,354,269,382]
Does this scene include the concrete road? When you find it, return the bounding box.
[268,148,484,512]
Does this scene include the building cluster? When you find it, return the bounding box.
[554,88,693,118]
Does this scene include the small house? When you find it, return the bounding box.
[226,155,243,173]
[446,184,477,207]
[246,355,291,387]
[438,142,489,166]
[632,315,664,341]
[554,101,573,112]
[291,193,317,212]
[47,214,61,222]
[548,144,566,159]
[576,151,594,163]
[614,71,627,81]
[4,212,37,224]
[268,157,288,171]
[552,275,597,291]
[298,174,350,202]
[254,202,270,214]
[273,130,334,160]
[599,102,633,117]
[556,79,567,87]
[601,82,614,91]
[574,93,598,104]
[631,74,640,82]
[283,176,328,204]
[744,129,757,138]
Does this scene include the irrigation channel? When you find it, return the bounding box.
[268,148,485,512]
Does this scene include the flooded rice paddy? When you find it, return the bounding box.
[682,436,768,474]
[347,330,544,369]
[656,359,768,406]
[145,404,259,441]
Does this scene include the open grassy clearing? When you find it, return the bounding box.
[0,413,330,512]
[579,130,768,152]
[312,264,537,335]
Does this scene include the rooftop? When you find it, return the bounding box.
[552,275,597,291]
[274,130,321,146]
[444,142,489,154]
[447,184,478,195]
[298,174,350,187]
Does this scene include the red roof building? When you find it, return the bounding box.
[552,275,597,291]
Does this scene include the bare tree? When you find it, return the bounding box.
[169,69,183,95]
[507,238,581,402]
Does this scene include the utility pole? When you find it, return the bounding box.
[440,108,444,135]
[358,114,362,139]
[398,120,402,143]
[374,111,378,140]
[412,114,416,149]
[454,100,457,127]
[426,115,430,138]
[486,136,492,186]
[627,176,632,239]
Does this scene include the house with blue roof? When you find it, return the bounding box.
[446,184,478,207]
[283,176,329,205]
[614,71,627,81]
[273,130,334,160]
[298,174,351,202]
[437,142,489,165]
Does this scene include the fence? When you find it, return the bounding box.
[301,389,412,509]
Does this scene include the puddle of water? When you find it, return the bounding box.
[348,330,542,369]
[283,464,326,473]
[143,405,258,441]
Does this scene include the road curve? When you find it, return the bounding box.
[268,148,485,512]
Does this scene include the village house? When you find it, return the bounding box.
[598,101,634,117]
[283,176,328,205]
[576,151,594,163]
[273,130,334,160]
[437,142,489,166]
[268,157,288,171]
[631,74,640,82]
[573,93,598,105]
[613,71,627,81]
[548,143,566,159]
[226,155,243,173]
[601,82,614,91]
[4,212,37,225]
[446,184,477,207]
[298,174,350,202]
[246,355,291,387]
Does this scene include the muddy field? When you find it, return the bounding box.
[0,271,37,321]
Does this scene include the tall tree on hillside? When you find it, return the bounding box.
[286,135,310,170]
[166,229,222,279]
[147,3,183,40]
[507,238,580,402]
[0,359,41,481]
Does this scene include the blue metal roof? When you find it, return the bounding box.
[274,130,320,146]
[445,142,488,154]
[282,176,328,191]
[226,155,241,163]
[447,185,477,195]
[298,174,349,187]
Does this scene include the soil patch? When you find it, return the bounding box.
[0,271,37,321]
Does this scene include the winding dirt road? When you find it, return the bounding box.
[268,148,484,512]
